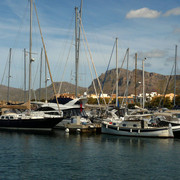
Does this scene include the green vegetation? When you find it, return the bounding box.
[149,96,173,109]
[87,95,180,109]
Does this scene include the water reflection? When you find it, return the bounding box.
[100,134,175,150]
[0,130,180,179]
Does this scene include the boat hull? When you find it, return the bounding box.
[0,117,63,131]
[159,121,180,138]
[171,125,180,138]
[101,123,174,138]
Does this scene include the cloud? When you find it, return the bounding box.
[5,0,29,19]
[126,8,161,19]
[137,49,167,60]
[145,62,152,68]
[164,7,180,16]
[166,55,180,62]
[173,27,180,34]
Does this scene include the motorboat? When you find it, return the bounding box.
[32,97,93,129]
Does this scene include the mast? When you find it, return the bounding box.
[39,48,43,101]
[75,1,83,98]
[33,1,61,113]
[135,53,137,104]
[174,45,177,107]
[77,0,83,64]
[126,48,129,106]
[7,48,12,102]
[75,7,79,97]
[28,0,33,105]
[115,38,118,107]
[142,58,146,109]
[45,56,48,103]
[24,48,26,102]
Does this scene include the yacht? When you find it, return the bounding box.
[32,97,92,129]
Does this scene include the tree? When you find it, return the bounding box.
[163,97,173,109]
[175,95,180,106]
[87,97,97,104]
[150,96,173,109]
[150,96,161,108]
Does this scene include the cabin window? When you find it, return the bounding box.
[75,101,80,105]
[10,116,13,120]
[176,114,180,118]
[5,116,9,120]
[122,124,126,127]
[72,109,81,116]
[46,112,59,115]
[1,116,4,119]
[37,107,55,111]
[133,124,137,127]
[63,110,71,118]
[81,109,88,117]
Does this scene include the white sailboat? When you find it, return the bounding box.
[101,117,174,138]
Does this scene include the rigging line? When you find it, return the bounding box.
[80,20,107,108]
[1,52,9,85]
[161,64,174,108]
[33,1,61,112]
[126,48,129,106]
[17,51,25,101]
[32,14,40,54]
[158,64,174,108]
[81,26,100,106]
[121,68,132,108]
[19,50,25,91]
[99,39,116,100]
[58,33,74,94]
[107,49,128,107]
[54,13,75,79]
[32,52,41,101]
[108,49,128,106]
[77,0,83,67]
[12,1,29,50]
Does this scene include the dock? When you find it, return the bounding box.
[64,123,101,133]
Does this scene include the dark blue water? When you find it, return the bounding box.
[0,130,180,180]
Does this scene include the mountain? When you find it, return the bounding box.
[87,68,180,96]
[1,69,179,102]
[35,82,87,101]
[0,82,87,102]
[0,85,25,102]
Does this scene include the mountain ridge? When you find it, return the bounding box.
[87,68,180,96]
[0,81,86,102]
[0,68,179,101]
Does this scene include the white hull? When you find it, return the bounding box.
[101,123,174,138]
[172,125,180,132]
[55,116,91,129]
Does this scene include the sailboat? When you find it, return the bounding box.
[153,45,180,138]
[101,42,174,138]
[0,0,64,131]
[101,117,174,138]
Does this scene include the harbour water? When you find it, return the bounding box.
[0,130,180,180]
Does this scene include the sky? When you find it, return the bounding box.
[0,0,180,91]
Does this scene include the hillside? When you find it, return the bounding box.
[87,68,180,96]
[0,82,87,102]
[1,69,179,102]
